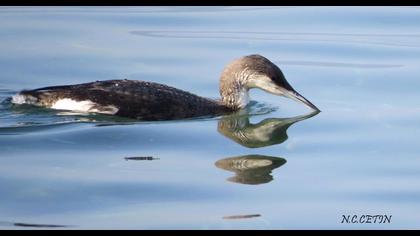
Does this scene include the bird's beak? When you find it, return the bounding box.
[283,89,320,112]
[249,76,321,111]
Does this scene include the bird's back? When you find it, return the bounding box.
[15,79,231,120]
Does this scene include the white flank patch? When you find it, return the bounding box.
[11,94,37,104]
[51,98,118,115]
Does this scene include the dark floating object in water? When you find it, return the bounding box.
[10,54,320,121]
[124,156,159,161]
[223,214,261,220]
[215,154,286,185]
[13,222,67,228]
[218,110,319,148]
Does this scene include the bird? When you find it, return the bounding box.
[10,54,320,121]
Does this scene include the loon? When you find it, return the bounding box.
[11,54,320,121]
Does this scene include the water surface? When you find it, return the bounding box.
[1,6,420,229]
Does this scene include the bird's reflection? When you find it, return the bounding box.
[218,110,319,148]
[215,154,286,185]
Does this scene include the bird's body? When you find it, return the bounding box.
[11,55,319,120]
[12,79,230,120]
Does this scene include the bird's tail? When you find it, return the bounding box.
[11,91,39,105]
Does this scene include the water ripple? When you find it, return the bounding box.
[130,30,420,49]
[275,60,402,69]
[0,221,69,228]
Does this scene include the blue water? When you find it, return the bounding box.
[1,6,420,229]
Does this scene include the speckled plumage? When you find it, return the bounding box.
[19,79,231,120]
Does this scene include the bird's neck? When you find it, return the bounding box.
[219,78,250,110]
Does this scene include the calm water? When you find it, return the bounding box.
[1,6,420,229]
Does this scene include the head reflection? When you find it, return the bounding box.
[218,110,319,148]
[215,155,286,185]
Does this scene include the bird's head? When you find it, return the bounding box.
[220,54,320,111]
